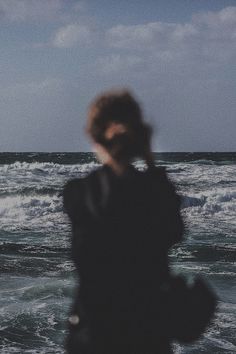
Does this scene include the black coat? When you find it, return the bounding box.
[63,164,184,354]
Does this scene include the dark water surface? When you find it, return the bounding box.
[0,152,235,353]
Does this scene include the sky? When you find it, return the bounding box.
[0,0,236,152]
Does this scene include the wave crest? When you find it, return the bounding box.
[181,189,236,217]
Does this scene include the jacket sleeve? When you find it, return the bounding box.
[62,179,84,223]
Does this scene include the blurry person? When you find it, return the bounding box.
[63,89,184,354]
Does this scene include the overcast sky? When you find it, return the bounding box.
[0,0,236,152]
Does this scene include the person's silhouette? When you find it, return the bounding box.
[63,89,184,354]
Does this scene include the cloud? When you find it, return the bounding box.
[194,6,236,27]
[105,6,236,66]
[52,23,91,48]
[106,22,198,51]
[0,78,62,99]
[0,0,65,22]
[96,54,144,74]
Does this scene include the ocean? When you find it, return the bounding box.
[0,152,235,353]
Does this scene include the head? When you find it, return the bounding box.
[86,89,152,165]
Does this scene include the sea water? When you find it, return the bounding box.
[0,152,235,353]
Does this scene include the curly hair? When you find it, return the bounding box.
[87,89,152,163]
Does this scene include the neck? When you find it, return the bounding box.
[105,158,130,176]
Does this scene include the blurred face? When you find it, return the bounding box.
[93,143,111,164]
[92,122,130,165]
[104,122,128,140]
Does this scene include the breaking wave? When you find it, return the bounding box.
[181,189,236,217]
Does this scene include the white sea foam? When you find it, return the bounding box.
[0,161,99,175]
[181,188,236,220]
[169,163,236,187]
[0,161,99,196]
[0,194,65,232]
[0,160,235,232]
[205,336,236,351]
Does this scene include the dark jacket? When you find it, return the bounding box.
[63,164,184,354]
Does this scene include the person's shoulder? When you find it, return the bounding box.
[63,167,101,197]
[146,166,179,196]
[63,177,88,218]
[145,165,168,182]
[63,178,82,196]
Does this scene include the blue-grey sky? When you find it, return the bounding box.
[0,0,236,152]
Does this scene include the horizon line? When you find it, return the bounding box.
[0,151,235,154]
